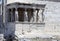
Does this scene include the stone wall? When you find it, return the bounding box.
[44,2,60,34]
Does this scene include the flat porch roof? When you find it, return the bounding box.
[6,1,47,5]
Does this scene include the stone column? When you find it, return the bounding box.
[24,9,28,22]
[15,8,18,22]
[33,9,37,23]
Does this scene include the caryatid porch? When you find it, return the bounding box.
[5,3,45,38]
[6,3,45,23]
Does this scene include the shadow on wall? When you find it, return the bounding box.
[4,22,18,41]
[0,15,3,34]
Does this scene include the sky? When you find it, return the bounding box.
[0,0,2,4]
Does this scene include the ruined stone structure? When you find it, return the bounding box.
[0,0,60,41]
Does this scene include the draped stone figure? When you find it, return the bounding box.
[30,16,34,22]
[11,9,15,22]
[11,9,13,22]
[33,10,37,23]
[38,9,43,22]
[24,10,28,22]
[15,9,18,22]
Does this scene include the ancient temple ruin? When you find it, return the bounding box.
[0,0,60,41]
